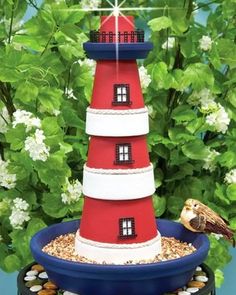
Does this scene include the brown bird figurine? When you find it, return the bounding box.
[180,198,235,246]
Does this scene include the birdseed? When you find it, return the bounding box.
[42,233,196,265]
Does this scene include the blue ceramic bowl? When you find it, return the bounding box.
[30,219,209,295]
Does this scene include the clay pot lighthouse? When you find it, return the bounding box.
[75,15,161,264]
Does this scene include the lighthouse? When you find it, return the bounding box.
[75,15,161,264]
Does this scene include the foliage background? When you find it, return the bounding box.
[0,0,236,287]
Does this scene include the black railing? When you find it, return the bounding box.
[89,30,145,43]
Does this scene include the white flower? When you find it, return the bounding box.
[76,58,96,75]
[81,0,101,10]
[203,149,220,172]
[0,107,10,133]
[0,158,17,189]
[0,173,17,189]
[199,35,213,51]
[66,88,77,100]
[138,66,151,90]
[224,169,236,184]
[188,88,216,110]
[161,37,175,50]
[53,109,61,116]
[25,129,50,161]
[206,104,230,133]
[199,89,217,113]
[13,198,29,211]
[13,109,41,132]
[61,179,82,205]
[9,198,30,229]
[9,208,30,229]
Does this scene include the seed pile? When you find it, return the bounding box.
[42,233,196,265]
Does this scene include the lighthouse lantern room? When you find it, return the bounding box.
[75,15,161,264]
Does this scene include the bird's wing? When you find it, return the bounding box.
[204,219,234,240]
[199,202,225,225]
[189,214,206,232]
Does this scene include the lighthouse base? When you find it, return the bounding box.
[30,219,209,295]
[74,231,161,264]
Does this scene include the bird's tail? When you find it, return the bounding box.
[224,228,235,247]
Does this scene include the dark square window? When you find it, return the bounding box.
[112,84,131,105]
[114,143,134,165]
[119,217,137,239]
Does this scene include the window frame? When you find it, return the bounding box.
[118,217,137,239]
[112,84,131,106]
[114,143,134,165]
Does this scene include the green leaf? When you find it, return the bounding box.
[171,105,197,122]
[168,127,195,143]
[218,151,236,169]
[215,183,230,205]
[14,82,38,103]
[167,196,185,216]
[153,195,166,217]
[4,254,21,272]
[38,87,63,113]
[26,218,46,237]
[182,139,209,160]
[42,193,68,218]
[226,184,236,201]
[215,269,224,288]
[5,125,26,151]
[148,17,172,32]
[230,217,236,230]
[182,63,214,90]
[217,39,236,69]
[151,62,174,89]
[62,106,85,130]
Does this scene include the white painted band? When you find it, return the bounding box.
[86,107,149,136]
[82,164,155,200]
[84,164,153,175]
[75,231,161,264]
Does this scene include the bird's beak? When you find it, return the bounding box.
[185,206,191,211]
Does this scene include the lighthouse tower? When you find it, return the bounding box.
[75,15,161,264]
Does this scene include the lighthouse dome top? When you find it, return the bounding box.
[84,15,153,60]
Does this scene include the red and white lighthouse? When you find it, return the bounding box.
[75,15,161,264]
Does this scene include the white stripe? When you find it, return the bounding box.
[75,231,161,264]
[82,164,155,200]
[86,107,149,136]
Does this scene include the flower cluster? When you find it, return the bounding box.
[25,129,50,162]
[13,109,41,132]
[65,88,77,100]
[61,179,82,205]
[203,149,220,172]
[9,198,30,229]
[81,0,101,10]
[77,59,96,75]
[224,169,236,184]
[188,88,230,133]
[162,37,175,50]
[0,158,16,189]
[199,35,213,51]
[206,104,230,134]
[139,66,152,90]
[0,107,10,134]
